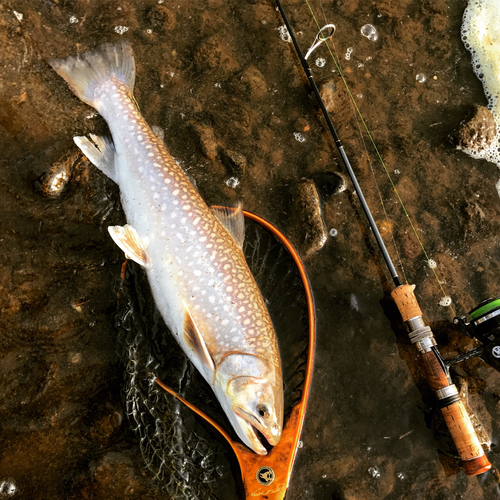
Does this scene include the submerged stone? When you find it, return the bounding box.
[287,179,328,257]
[450,105,497,154]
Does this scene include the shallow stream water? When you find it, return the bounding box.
[2,1,500,499]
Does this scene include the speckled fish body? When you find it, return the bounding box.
[49,42,283,454]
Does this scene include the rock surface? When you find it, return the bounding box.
[450,105,497,153]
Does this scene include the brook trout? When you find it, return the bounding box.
[49,41,283,454]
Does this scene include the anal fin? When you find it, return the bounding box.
[108,224,148,267]
[74,134,117,183]
[183,305,215,371]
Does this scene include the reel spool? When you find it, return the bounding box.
[453,296,500,372]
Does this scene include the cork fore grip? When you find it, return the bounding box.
[391,284,422,321]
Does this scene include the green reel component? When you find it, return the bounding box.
[469,297,500,321]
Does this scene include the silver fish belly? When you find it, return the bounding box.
[49,41,283,455]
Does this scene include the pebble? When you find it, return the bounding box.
[219,149,247,177]
[240,66,267,98]
[288,179,328,256]
[0,479,17,497]
[190,121,219,161]
[35,151,81,198]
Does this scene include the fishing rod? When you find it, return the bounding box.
[274,0,492,475]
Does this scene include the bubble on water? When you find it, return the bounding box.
[361,24,378,41]
[416,73,426,83]
[13,11,23,22]
[345,47,353,60]
[0,480,17,497]
[329,228,338,237]
[316,58,326,68]
[298,440,304,448]
[439,296,452,307]
[146,29,153,34]
[368,466,381,479]
[69,15,78,24]
[225,177,239,188]
[114,26,129,35]
[397,472,406,481]
[427,259,437,269]
[294,132,306,143]
[394,169,401,174]
[277,25,292,43]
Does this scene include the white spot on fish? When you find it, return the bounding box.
[209,296,215,303]
[176,232,184,242]
[194,270,202,277]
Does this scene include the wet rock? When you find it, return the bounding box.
[144,5,176,32]
[220,149,247,179]
[398,228,423,259]
[310,171,347,200]
[287,179,328,256]
[0,479,17,497]
[319,80,336,113]
[90,403,124,445]
[189,121,219,161]
[194,35,239,75]
[84,452,143,498]
[239,66,267,98]
[35,150,81,198]
[450,105,497,154]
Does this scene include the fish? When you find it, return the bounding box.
[49,41,283,455]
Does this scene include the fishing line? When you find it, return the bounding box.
[305,0,454,313]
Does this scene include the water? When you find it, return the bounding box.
[1,0,500,499]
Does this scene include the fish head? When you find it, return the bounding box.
[215,354,283,455]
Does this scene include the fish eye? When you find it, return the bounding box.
[258,404,270,419]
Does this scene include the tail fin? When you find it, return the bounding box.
[49,41,135,109]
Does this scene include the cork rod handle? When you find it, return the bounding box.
[391,285,491,475]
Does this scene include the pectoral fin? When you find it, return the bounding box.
[108,224,148,267]
[183,305,215,371]
[210,203,245,250]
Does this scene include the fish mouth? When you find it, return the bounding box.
[233,406,281,455]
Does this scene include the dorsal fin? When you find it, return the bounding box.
[108,224,149,267]
[210,203,245,250]
[183,304,215,371]
[151,125,165,142]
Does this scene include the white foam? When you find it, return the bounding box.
[461,0,500,167]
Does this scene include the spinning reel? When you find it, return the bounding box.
[451,296,500,372]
